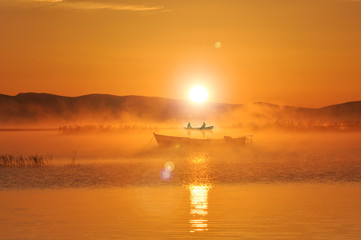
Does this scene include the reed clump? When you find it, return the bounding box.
[0,154,49,167]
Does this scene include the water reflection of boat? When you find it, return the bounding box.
[153,133,252,147]
[186,129,213,138]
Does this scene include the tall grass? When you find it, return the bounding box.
[0,154,50,167]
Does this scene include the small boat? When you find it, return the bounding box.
[153,133,252,147]
[184,122,214,130]
[185,126,214,130]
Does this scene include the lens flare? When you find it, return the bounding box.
[160,168,173,181]
[160,161,175,181]
[164,161,175,171]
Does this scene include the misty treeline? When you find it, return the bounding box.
[217,101,361,131]
[58,124,160,134]
[231,119,361,131]
[57,119,361,134]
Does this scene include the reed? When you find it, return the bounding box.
[0,154,49,167]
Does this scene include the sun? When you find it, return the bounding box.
[189,86,208,102]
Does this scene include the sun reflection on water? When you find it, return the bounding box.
[186,152,212,233]
[189,184,210,232]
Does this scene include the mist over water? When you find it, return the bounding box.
[1,129,361,239]
[1,130,360,189]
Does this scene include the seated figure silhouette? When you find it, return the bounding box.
[185,122,212,130]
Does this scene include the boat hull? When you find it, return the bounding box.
[153,133,251,147]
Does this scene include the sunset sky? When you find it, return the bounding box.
[0,0,360,107]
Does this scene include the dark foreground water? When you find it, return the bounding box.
[0,130,361,239]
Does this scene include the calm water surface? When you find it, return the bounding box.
[0,131,361,239]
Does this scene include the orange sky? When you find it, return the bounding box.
[0,0,360,107]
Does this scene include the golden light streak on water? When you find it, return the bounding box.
[186,152,213,233]
[188,152,209,165]
[189,184,210,233]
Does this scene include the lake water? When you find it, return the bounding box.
[1,130,361,239]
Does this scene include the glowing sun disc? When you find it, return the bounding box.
[189,86,208,102]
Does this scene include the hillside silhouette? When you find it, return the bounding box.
[0,93,360,130]
[0,93,237,125]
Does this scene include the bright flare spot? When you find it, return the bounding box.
[160,168,173,181]
[164,161,175,171]
[215,41,222,48]
[189,86,208,102]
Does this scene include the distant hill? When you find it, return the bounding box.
[0,92,360,130]
[0,93,238,126]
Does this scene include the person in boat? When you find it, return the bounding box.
[186,122,192,129]
[200,122,206,129]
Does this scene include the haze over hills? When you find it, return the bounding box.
[0,93,360,130]
[0,93,238,126]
